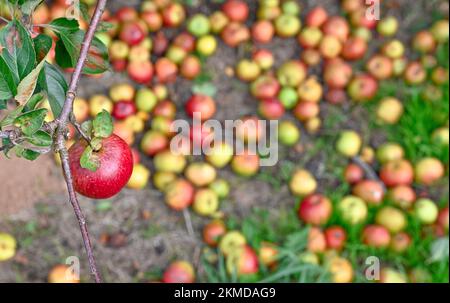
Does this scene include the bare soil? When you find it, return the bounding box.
[0,0,448,283]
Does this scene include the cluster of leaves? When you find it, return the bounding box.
[0,0,109,160]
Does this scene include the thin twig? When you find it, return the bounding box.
[183,208,195,238]
[352,156,387,192]
[70,114,92,145]
[55,0,108,283]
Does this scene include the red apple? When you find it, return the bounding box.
[362,225,391,248]
[116,7,138,22]
[352,180,385,206]
[388,186,416,210]
[153,100,177,119]
[221,22,250,47]
[226,245,259,276]
[298,194,333,226]
[128,60,153,84]
[152,31,169,56]
[347,74,378,102]
[222,0,249,22]
[293,101,320,121]
[119,21,147,46]
[325,88,347,105]
[325,226,347,251]
[162,261,195,283]
[165,179,195,211]
[112,101,137,120]
[185,95,216,121]
[252,20,274,43]
[390,232,412,253]
[324,59,352,89]
[162,3,185,27]
[250,74,281,99]
[344,163,364,184]
[141,130,169,156]
[258,98,285,119]
[141,10,162,32]
[180,55,201,79]
[341,37,367,61]
[380,159,414,187]
[306,6,328,27]
[69,135,133,199]
[404,61,426,85]
[203,220,227,247]
[155,58,178,83]
[415,157,445,185]
[366,55,394,80]
[322,16,349,42]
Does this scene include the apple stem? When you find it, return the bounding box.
[54,0,108,283]
[183,208,195,238]
[70,114,93,146]
[352,156,387,193]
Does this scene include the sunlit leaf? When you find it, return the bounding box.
[20,0,44,15]
[13,108,47,136]
[92,109,113,138]
[0,104,24,127]
[15,57,46,105]
[80,145,100,171]
[26,130,52,147]
[49,17,80,33]
[37,62,68,117]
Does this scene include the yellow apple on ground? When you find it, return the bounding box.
[127,164,151,190]
[48,264,80,283]
[0,233,16,262]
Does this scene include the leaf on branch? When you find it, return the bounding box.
[26,129,52,147]
[81,120,93,135]
[0,19,36,81]
[15,145,41,160]
[0,104,24,128]
[37,62,68,117]
[33,34,53,62]
[0,100,7,110]
[48,17,80,34]
[15,56,46,105]
[92,109,113,138]
[80,145,100,172]
[0,55,17,99]
[23,92,44,111]
[1,137,14,157]
[20,0,45,16]
[55,30,110,74]
[13,107,47,136]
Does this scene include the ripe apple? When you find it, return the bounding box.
[226,245,259,276]
[430,19,449,43]
[231,151,260,177]
[257,4,281,21]
[165,179,195,211]
[413,30,436,53]
[415,199,439,225]
[110,83,135,103]
[128,44,151,63]
[362,225,391,248]
[431,67,449,85]
[347,74,378,102]
[298,27,323,49]
[210,11,229,34]
[236,59,261,82]
[325,89,347,105]
[376,142,404,164]
[341,0,363,13]
[252,20,274,43]
[166,46,187,64]
[173,32,196,53]
[258,98,285,119]
[404,61,426,85]
[305,117,321,134]
[203,220,227,247]
[209,179,230,199]
[69,135,133,199]
[181,55,202,80]
[352,179,385,206]
[438,206,449,232]
[336,130,362,157]
[382,39,405,59]
[219,231,247,256]
[390,232,412,253]
[319,35,342,59]
[185,94,217,121]
[187,14,210,37]
[153,100,177,119]
[293,102,320,122]
[155,58,178,83]
[116,7,138,22]
[298,194,333,226]
[251,74,281,99]
[376,97,404,124]
[162,261,195,283]
[297,77,322,103]
[341,37,367,61]
[152,31,169,55]
[432,126,449,144]
[221,22,250,47]
[344,163,364,184]
[153,171,177,192]
[141,10,162,32]
[259,242,279,268]
[112,100,137,120]
[377,16,399,37]
[327,257,354,283]
[307,227,327,253]
[278,120,301,146]
[154,151,187,173]
[0,232,16,262]
[135,88,157,113]
[289,169,317,197]
[325,226,347,251]
[73,97,89,123]
[222,0,249,22]
[162,3,186,27]
[388,185,416,210]
[301,49,322,66]
[274,14,301,37]
[109,40,129,60]
[185,162,217,187]
[236,116,265,143]
[127,164,150,190]
[379,268,408,283]
[119,21,147,46]
[323,59,352,89]
[277,60,307,87]
[380,159,414,187]
[196,35,218,56]
[337,196,368,225]
[113,121,135,146]
[253,49,274,70]
[205,142,234,169]
[322,16,349,42]
[414,157,445,185]
[141,130,169,156]
[48,265,80,283]
[350,8,377,29]
[366,55,393,80]
[128,60,153,84]
[375,206,407,233]
[306,6,328,27]
[193,189,220,216]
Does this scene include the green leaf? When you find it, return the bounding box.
[1,137,13,157]
[80,145,100,171]
[192,82,217,97]
[14,108,47,136]
[49,17,80,34]
[26,130,52,147]
[15,57,46,105]
[33,34,53,62]
[20,148,41,160]
[92,110,113,138]
[81,120,93,135]
[20,0,44,15]
[38,63,68,117]
[0,100,6,110]
[55,30,109,74]
[0,19,36,81]
[0,56,17,99]
[24,93,44,111]
[0,104,24,128]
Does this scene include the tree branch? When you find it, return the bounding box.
[54,0,108,283]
